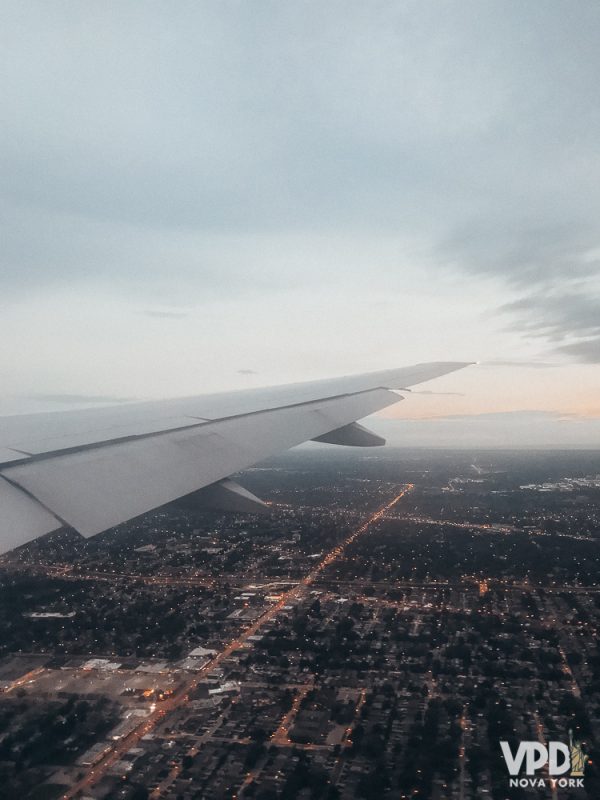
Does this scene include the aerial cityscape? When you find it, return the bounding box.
[2,3,600,800]
[1,447,599,799]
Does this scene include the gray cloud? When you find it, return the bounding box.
[1,0,600,407]
[501,294,600,339]
[499,292,600,362]
[439,221,600,285]
[2,1,600,306]
[441,222,600,361]
[237,369,258,375]
[555,338,600,363]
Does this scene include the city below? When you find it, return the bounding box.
[1,447,600,800]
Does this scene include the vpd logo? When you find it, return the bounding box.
[500,731,588,789]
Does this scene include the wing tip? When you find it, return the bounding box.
[387,360,474,389]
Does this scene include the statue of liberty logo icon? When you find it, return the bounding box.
[569,729,589,777]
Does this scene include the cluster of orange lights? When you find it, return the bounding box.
[142,688,174,701]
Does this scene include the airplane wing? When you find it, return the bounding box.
[0,361,470,554]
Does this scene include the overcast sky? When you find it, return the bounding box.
[1,1,599,446]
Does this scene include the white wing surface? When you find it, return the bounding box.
[0,362,470,553]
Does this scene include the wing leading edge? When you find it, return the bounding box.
[0,361,471,553]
